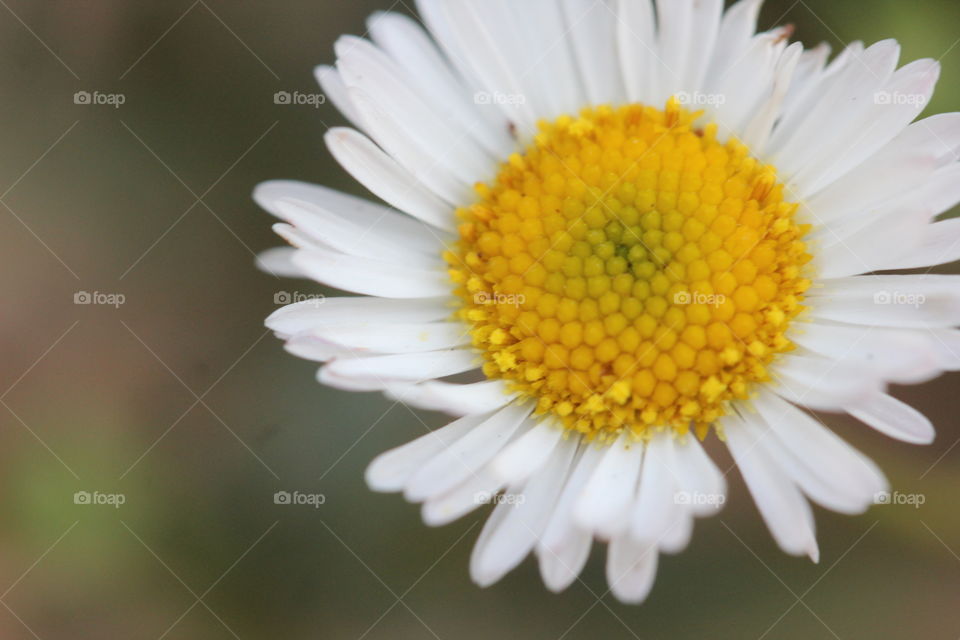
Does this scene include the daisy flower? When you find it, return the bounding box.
[255,0,960,603]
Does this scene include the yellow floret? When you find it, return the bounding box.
[446,102,810,439]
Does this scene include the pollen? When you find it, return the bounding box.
[446,101,811,440]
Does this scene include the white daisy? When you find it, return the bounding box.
[255,0,960,603]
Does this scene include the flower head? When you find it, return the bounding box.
[256,0,959,603]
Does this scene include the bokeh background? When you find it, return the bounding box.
[0,0,958,638]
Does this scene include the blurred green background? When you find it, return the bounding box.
[0,1,958,638]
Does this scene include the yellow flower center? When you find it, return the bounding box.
[445,102,811,441]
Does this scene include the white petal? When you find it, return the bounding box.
[908,164,960,216]
[883,218,960,270]
[320,349,479,390]
[781,42,831,115]
[346,87,472,204]
[292,248,449,299]
[751,390,888,512]
[574,431,644,539]
[314,65,366,131]
[427,0,540,136]
[464,483,513,584]
[336,35,493,185]
[629,430,680,545]
[630,433,701,554]
[284,336,348,363]
[846,392,935,445]
[752,435,867,514]
[411,0,520,144]
[711,31,785,135]
[808,275,960,329]
[814,203,931,279]
[254,180,447,253]
[470,438,579,587]
[384,379,514,416]
[308,321,468,355]
[365,413,486,492]
[615,0,657,104]
[681,0,724,92]
[738,410,855,517]
[789,321,941,385]
[802,150,936,227]
[928,329,960,370]
[742,42,802,153]
[561,0,625,105]
[272,222,329,252]
[491,417,565,486]
[771,41,861,151]
[772,40,900,183]
[606,535,658,604]
[706,0,763,84]
[657,508,694,555]
[273,198,444,268]
[324,127,455,231]
[794,58,940,195]
[421,466,505,527]
[367,12,514,158]
[723,412,820,561]
[896,113,960,167]
[653,0,694,103]
[506,0,585,118]
[672,436,727,517]
[803,112,960,221]
[537,442,602,593]
[772,353,883,411]
[266,296,451,336]
[405,403,532,502]
[257,247,303,279]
